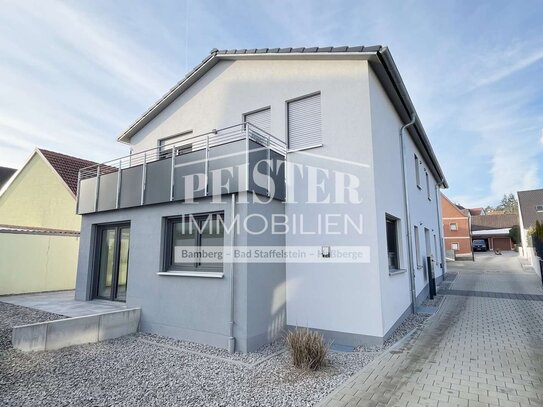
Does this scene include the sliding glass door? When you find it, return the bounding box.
[95,224,130,302]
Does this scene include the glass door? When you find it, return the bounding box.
[95,224,130,302]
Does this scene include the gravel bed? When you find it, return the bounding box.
[0,303,429,407]
[0,301,65,351]
[138,332,285,365]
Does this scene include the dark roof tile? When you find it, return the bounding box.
[39,149,97,195]
[0,166,16,189]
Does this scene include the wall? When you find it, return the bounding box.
[127,58,386,343]
[0,153,80,231]
[0,232,79,295]
[368,66,445,333]
[75,194,286,352]
[367,66,412,336]
[441,196,472,254]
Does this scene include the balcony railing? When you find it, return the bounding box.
[77,123,286,214]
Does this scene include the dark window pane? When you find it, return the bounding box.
[199,218,224,269]
[172,221,197,266]
[386,217,398,269]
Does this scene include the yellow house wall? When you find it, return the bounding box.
[0,153,81,231]
[0,232,79,295]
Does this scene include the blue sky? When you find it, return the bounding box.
[1,0,542,207]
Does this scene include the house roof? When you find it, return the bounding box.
[38,149,97,195]
[517,189,543,229]
[0,224,80,237]
[0,166,16,189]
[116,45,447,187]
[469,208,484,216]
[471,214,519,232]
[472,228,511,236]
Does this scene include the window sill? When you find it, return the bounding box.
[288,144,323,153]
[157,271,224,279]
[389,268,407,276]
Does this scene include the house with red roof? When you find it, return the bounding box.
[0,148,96,295]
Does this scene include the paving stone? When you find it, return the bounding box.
[317,257,543,407]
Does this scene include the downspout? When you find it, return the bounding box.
[434,181,446,273]
[400,113,418,313]
[227,193,236,353]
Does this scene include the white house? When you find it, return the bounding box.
[74,46,447,352]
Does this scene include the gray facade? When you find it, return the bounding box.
[75,193,285,352]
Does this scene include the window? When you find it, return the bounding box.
[244,107,271,133]
[158,131,193,159]
[451,242,459,251]
[287,92,322,151]
[414,225,421,267]
[450,223,458,231]
[165,213,224,271]
[425,171,431,200]
[386,215,400,270]
[414,154,421,188]
[536,205,543,212]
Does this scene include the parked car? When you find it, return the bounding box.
[472,239,487,252]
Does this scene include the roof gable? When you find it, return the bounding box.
[38,149,97,195]
[116,45,447,187]
[441,193,468,218]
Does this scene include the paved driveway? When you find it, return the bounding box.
[320,253,543,407]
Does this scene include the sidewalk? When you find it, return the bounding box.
[319,255,543,407]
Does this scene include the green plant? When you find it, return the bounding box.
[509,225,521,245]
[286,327,328,371]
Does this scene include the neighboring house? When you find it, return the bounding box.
[0,148,96,295]
[517,189,543,261]
[0,166,16,190]
[468,207,485,216]
[470,214,518,251]
[74,45,447,352]
[440,194,472,256]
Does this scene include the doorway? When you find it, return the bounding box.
[94,224,130,302]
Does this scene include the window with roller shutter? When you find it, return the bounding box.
[243,107,271,134]
[287,93,322,151]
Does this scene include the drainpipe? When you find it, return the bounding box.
[227,193,236,353]
[434,181,446,273]
[400,113,418,313]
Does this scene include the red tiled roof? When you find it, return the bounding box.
[38,149,97,195]
[469,208,484,216]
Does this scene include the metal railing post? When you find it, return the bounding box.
[116,159,122,209]
[245,123,250,191]
[267,135,271,197]
[94,165,100,212]
[76,170,81,214]
[141,153,147,205]
[170,145,175,201]
[205,135,209,196]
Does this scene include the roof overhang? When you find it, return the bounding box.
[117,47,447,187]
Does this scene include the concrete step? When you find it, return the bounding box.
[12,308,140,352]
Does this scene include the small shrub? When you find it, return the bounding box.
[286,327,328,371]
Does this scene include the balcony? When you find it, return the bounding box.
[76,123,286,214]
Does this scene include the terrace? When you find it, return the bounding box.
[76,123,286,214]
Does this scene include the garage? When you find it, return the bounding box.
[493,237,512,251]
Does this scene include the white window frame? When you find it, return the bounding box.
[157,130,193,156]
[286,91,323,152]
[425,171,431,201]
[450,223,458,231]
[243,106,271,133]
[414,225,422,268]
[415,154,421,189]
[451,242,459,251]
